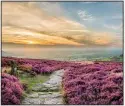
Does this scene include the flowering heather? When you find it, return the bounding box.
[1,73,23,105]
[62,62,123,105]
[1,57,123,104]
[2,57,80,74]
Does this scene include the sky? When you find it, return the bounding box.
[2,2,123,47]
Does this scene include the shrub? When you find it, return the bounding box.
[62,62,123,105]
[2,57,79,74]
[1,73,23,105]
[17,64,32,72]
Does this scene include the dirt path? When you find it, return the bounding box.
[22,69,64,105]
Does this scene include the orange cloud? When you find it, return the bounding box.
[2,2,122,47]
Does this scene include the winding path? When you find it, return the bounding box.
[22,69,64,105]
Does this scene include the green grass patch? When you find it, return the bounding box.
[18,72,50,93]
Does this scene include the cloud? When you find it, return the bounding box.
[2,2,121,47]
[104,23,122,30]
[102,15,122,20]
[110,15,122,20]
[77,10,95,22]
[35,2,64,16]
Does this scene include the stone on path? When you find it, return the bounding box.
[22,69,64,105]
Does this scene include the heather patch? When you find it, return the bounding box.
[62,62,123,105]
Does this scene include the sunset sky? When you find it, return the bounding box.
[2,2,123,47]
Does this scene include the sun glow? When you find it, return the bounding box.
[27,41,34,44]
[2,2,122,47]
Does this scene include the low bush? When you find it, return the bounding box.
[1,73,24,105]
[17,64,32,72]
[62,62,123,105]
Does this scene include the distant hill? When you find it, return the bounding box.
[2,51,13,57]
[111,54,123,62]
[94,54,123,62]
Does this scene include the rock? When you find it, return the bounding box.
[38,92,48,95]
[40,98,45,104]
[28,92,39,98]
[52,92,62,97]
[22,69,64,105]
[22,98,31,104]
[22,98,41,105]
[48,92,53,94]
[42,83,53,88]
[40,87,49,91]
[44,97,63,104]
[29,98,41,104]
[35,83,43,87]
[32,87,39,91]
[32,86,48,92]
[39,94,52,98]
[49,86,59,91]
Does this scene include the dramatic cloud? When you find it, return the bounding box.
[77,10,95,22]
[2,2,122,47]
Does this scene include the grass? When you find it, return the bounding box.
[1,67,51,93]
[18,72,50,93]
